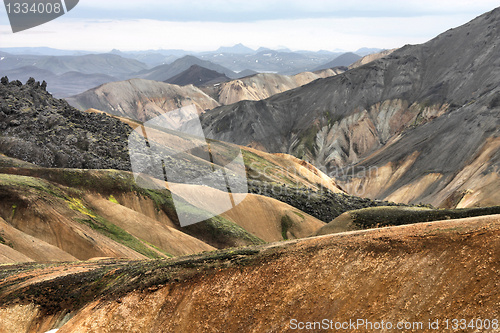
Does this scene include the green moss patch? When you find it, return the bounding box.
[350,205,500,229]
[281,215,294,240]
[76,216,163,259]
[108,195,119,204]
[0,174,66,199]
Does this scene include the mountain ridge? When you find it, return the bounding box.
[164,64,230,87]
[195,7,500,207]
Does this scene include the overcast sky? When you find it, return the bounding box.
[0,0,498,52]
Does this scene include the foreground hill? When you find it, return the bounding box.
[1,213,499,331]
[0,152,329,262]
[198,7,500,207]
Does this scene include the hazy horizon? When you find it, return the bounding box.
[1,1,498,53]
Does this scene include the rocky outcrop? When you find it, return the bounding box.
[0,77,132,170]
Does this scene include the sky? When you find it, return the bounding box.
[0,0,498,52]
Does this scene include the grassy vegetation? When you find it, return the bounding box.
[242,149,297,186]
[10,204,17,220]
[142,240,174,258]
[298,126,319,157]
[0,245,266,314]
[292,211,305,219]
[205,216,265,246]
[350,205,500,229]
[67,198,96,218]
[0,154,36,168]
[66,197,164,259]
[324,110,342,126]
[108,195,119,204]
[280,215,294,240]
[76,217,163,259]
[139,188,265,247]
[0,174,67,199]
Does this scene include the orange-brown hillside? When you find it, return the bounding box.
[1,214,499,332]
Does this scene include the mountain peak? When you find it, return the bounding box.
[215,44,254,54]
[165,64,230,86]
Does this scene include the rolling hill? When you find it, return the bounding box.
[2,213,499,331]
[66,78,221,122]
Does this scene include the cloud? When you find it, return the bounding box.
[0,1,497,52]
[58,0,499,22]
[0,12,487,52]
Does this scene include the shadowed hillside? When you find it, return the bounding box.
[197,7,500,208]
[165,65,230,87]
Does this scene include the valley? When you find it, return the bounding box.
[0,5,500,333]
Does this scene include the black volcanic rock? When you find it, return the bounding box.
[164,65,230,86]
[0,77,133,170]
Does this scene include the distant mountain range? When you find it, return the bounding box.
[0,45,375,97]
[0,52,146,97]
[1,65,118,98]
[0,52,147,77]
